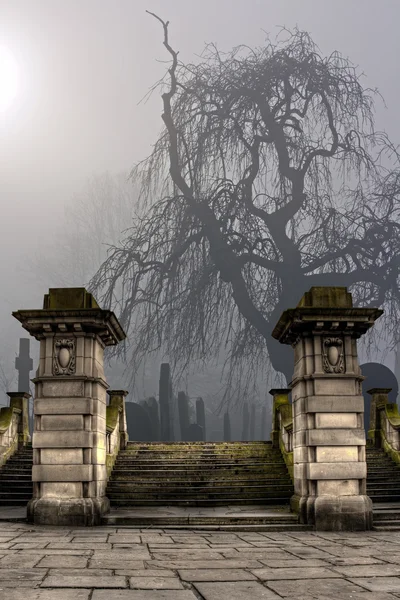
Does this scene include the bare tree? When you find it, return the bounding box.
[89,17,400,406]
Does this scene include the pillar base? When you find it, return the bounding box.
[291,493,373,531]
[27,496,110,527]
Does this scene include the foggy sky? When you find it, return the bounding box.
[1,0,400,387]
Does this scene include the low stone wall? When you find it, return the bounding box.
[106,390,128,478]
[0,392,31,467]
[368,388,400,463]
[270,389,293,481]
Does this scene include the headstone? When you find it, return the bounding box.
[361,363,398,433]
[15,338,33,393]
[178,391,190,440]
[147,396,160,440]
[249,404,255,440]
[241,402,249,440]
[159,363,172,441]
[196,397,206,441]
[125,401,154,441]
[187,422,204,441]
[223,412,231,442]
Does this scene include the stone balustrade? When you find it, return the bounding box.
[270,389,293,480]
[106,390,129,477]
[0,392,31,467]
[368,387,400,464]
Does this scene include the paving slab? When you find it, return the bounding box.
[41,575,127,588]
[0,591,91,599]
[179,569,257,581]
[193,581,281,599]
[92,592,196,599]
[348,577,400,593]
[129,576,183,589]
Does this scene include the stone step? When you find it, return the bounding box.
[369,494,400,502]
[117,455,282,462]
[368,489,400,496]
[108,478,292,487]
[108,497,292,506]
[112,462,288,470]
[373,523,400,531]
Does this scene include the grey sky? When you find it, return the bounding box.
[1,0,399,384]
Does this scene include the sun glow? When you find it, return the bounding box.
[0,46,19,112]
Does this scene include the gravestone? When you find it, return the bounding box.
[187,422,204,441]
[159,363,172,441]
[223,412,231,441]
[241,402,249,440]
[125,401,154,441]
[361,363,398,433]
[196,397,206,441]
[177,391,190,440]
[249,404,255,440]
[15,338,33,393]
[147,396,160,440]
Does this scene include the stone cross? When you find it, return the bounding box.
[15,338,33,393]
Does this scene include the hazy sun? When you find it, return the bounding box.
[0,46,19,111]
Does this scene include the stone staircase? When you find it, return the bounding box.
[366,445,400,530]
[0,443,33,505]
[106,441,293,507]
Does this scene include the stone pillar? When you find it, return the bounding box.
[223,412,231,442]
[272,286,382,531]
[367,388,391,448]
[270,389,291,449]
[196,397,206,441]
[6,391,31,447]
[177,391,190,441]
[159,363,172,441]
[241,402,249,441]
[13,287,126,526]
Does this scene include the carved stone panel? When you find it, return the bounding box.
[322,337,345,374]
[53,338,76,375]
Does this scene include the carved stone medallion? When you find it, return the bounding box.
[53,338,76,375]
[322,337,345,374]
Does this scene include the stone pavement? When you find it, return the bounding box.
[2,523,400,599]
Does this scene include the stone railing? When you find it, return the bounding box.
[106,390,129,478]
[270,389,293,480]
[0,392,31,467]
[368,388,400,464]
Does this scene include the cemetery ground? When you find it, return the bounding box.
[1,523,400,599]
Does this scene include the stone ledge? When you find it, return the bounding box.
[306,428,365,446]
[307,461,366,480]
[32,464,93,481]
[35,398,94,415]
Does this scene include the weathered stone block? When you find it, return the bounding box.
[32,464,93,482]
[41,415,84,430]
[315,413,358,428]
[35,397,94,415]
[315,446,358,462]
[317,480,359,495]
[305,396,364,413]
[40,449,83,464]
[42,380,84,397]
[306,428,365,446]
[41,482,83,497]
[307,462,366,480]
[33,431,93,448]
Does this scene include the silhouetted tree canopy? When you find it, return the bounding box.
[89,16,400,404]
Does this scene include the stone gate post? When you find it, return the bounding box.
[13,288,126,526]
[272,287,382,531]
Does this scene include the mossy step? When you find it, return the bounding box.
[109,498,291,506]
[108,478,292,486]
[107,486,293,495]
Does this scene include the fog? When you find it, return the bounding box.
[1,0,400,404]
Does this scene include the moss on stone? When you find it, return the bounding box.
[0,407,13,433]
